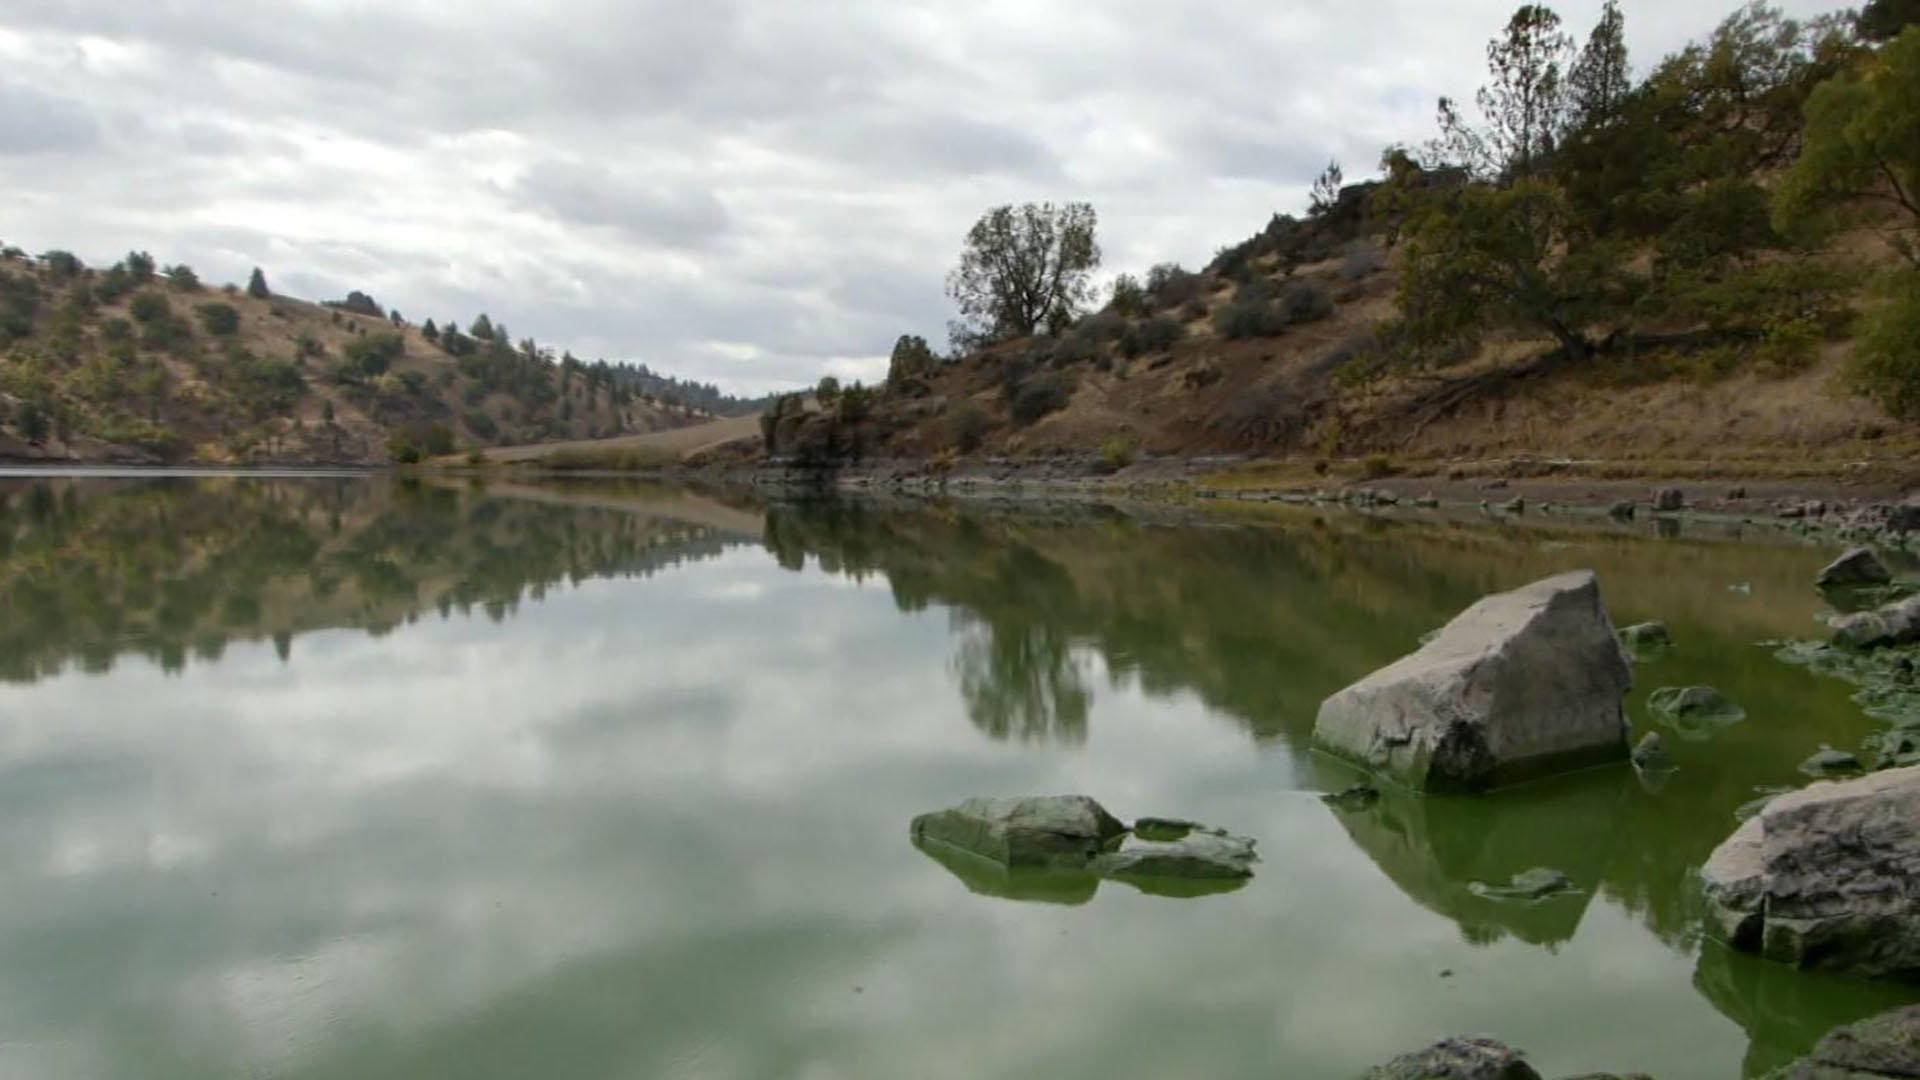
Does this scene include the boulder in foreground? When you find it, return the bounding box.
[1763,1004,1920,1079]
[1702,765,1920,978]
[1360,1036,1541,1080]
[1313,571,1632,791]
[1831,595,1920,650]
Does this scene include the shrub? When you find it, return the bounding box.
[1108,273,1148,316]
[1361,453,1396,479]
[40,250,83,280]
[1278,281,1334,323]
[1146,263,1205,308]
[1076,308,1128,343]
[1338,242,1387,281]
[128,291,171,324]
[164,264,202,291]
[331,290,383,318]
[1010,371,1075,425]
[342,331,404,376]
[1850,274,1920,418]
[195,302,241,335]
[1053,329,1102,366]
[947,401,993,451]
[1181,298,1210,322]
[296,332,324,358]
[1099,436,1135,470]
[139,313,195,352]
[1214,299,1287,340]
[101,317,133,343]
[1134,316,1184,353]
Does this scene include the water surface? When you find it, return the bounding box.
[0,474,1914,1078]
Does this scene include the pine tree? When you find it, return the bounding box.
[247,267,270,299]
[1568,0,1630,129]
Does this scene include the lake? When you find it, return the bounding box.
[0,473,1914,1079]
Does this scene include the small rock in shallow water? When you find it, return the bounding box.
[1321,785,1381,812]
[1361,1035,1541,1080]
[1799,747,1864,777]
[1608,500,1637,520]
[1468,867,1576,902]
[1617,621,1672,654]
[1654,487,1685,512]
[1648,685,1746,740]
[1500,496,1526,514]
[1631,731,1673,772]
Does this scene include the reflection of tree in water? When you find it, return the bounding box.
[950,612,1090,744]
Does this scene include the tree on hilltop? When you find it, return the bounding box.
[946,202,1101,344]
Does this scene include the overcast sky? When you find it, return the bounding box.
[0,0,1848,395]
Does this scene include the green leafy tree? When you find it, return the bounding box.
[40,251,84,280]
[946,202,1101,342]
[814,375,841,403]
[1434,5,1575,178]
[1106,274,1147,317]
[1850,273,1920,417]
[125,251,156,282]
[1774,26,1920,267]
[129,291,171,324]
[246,267,270,298]
[164,264,202,291]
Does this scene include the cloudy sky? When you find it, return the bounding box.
[0,0,1847,395]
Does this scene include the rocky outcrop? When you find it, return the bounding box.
[910,796,1256,899]
[1764,1004,1920,1078]
[1702,765,1920,978]
[1819,547,1893,589]
[1832,595,1920,650]
[1313,571,1632,791]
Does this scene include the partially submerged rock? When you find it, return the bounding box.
[1313,570,1632,792]
[1322,784,1382,812]
[911,796,1255,899]
[1617,621,1672,654]
[1608,500,1637,520]
[1654,487,1685,512]
[1818,547,1893,589]
[1763,1004,1920,1079]
[909,795,1125,869]
[1631,731,1673,772]
[1648,685,1747,741]
[1799,747,1864,777]
[1468,867,1577,902]
[1702,765,1920,978]
[1361,1035,1541,1080]
[1831,595,1920,650]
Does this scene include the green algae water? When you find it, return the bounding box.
[1,473,1915,1079]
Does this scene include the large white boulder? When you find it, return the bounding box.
[1703,765,1920,979]
[1313,570,1632,791]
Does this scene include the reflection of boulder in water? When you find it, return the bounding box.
[1692,938,1917,1078]
[911,835,1101,906]
[1312,756,1625,947]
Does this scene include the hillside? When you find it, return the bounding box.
[763,6,1920,484]
[0,252,710,466]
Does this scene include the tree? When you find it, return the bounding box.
[1106,273,1147,316]
[195,302,241,335]
[247,267,270,298]
[422,318,439,341]
[125,251,156,282]
[946,202,1100,342]
[886,333,937,389]
[815,375,841,403]
[1567,0,1630,129]
[1860,0,1920,40]
[40,251,83,280]
[1434,5,1575,179]
[470,313,495,340]
[1774,25,1920,268]
[164,264,202,291]
[1309,160,1345,217]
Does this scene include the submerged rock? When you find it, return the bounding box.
[909,795,1125,869]
[1648,685,1747,741]
[1702,765,1920,978]
[1500,496,1527,514]
[1631,731,1673,772]
[1617,621,1672,654]
[1818,547,1893,589]
[1831,595,1920,650]
[1468,867,1577,902]
[1361,1036,1541,1080]
[1313,570,1632,792]
[1799,747,1864,777]
[1763,1004,1920,1079]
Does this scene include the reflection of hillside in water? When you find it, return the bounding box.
[0,476,757,682]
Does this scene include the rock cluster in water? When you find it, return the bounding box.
[909,795,1256,897]
[1313,570,1632,791]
